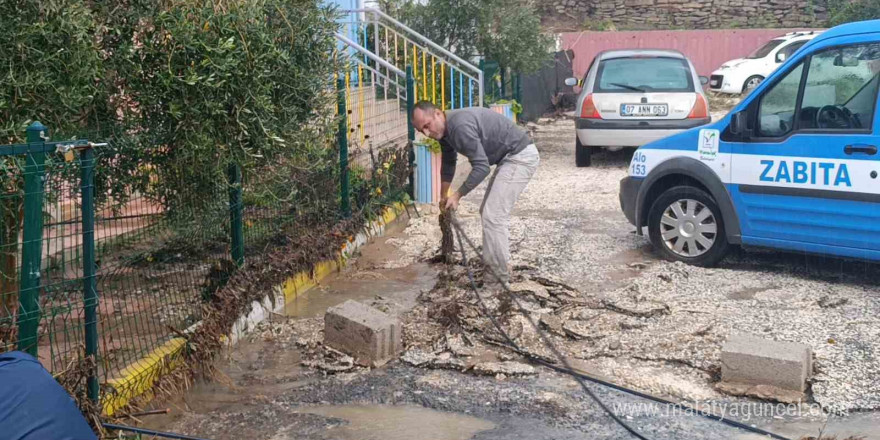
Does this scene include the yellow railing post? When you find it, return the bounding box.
[431,56,436,105]
[422,51,427,101]
[357,64,365,143]
[441,63,446,110]
[412,45,418,102]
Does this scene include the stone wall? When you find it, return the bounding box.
[544,0,829,30]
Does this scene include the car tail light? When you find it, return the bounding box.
[688,94,708,119]
[581,94,601,119]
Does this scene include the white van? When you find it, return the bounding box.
[709,31,822,94]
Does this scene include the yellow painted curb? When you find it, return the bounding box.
[100,202,407,415]
[102,337,187,416]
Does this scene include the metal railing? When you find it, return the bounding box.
[339,7,483,109]
[335,33,411,191]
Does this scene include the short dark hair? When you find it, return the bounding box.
[412,100,438,116]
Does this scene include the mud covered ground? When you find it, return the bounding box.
[142,116,879,440]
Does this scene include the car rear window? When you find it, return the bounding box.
[748,39,784,59]
[595,57,694,93]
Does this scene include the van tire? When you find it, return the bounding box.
[648,186,729,267]
[576,136,592,167]
[743,75,764,93]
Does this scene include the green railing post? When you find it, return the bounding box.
[514,72,522,104]
[17,122,47,356]
[405,65,415,200]
[337,77,351,218]
[80,146,99,403]
[227,163,244,266]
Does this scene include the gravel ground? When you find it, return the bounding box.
[144,113,879,440]
[397,116,880,415]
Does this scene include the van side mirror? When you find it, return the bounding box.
[730,111,748,138]
[699,76,709,86]
[776,52,787,63]
[564,77,579,87]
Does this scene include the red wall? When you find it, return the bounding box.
[561,28,823,77]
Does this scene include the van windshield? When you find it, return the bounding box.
[748,40,784,59]
[595,57,694,93]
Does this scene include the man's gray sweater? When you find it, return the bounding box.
[439,107,531,196]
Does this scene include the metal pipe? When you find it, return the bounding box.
[103,423,211,440]
[80,146,99,402]
[335,33,405,78]
[478,70,484,107]
[351,58,404,91]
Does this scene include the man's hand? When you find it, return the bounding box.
[444,191,461,211]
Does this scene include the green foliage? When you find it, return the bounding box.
[491,99,523,115]
[115,0,342,211]
[419,138,442,154]
[480,4,553,74]
[581,18,617,31]
[0,0,104,142]
[387,0,552,75]
[828,0,880,25]
[1,0,344,217]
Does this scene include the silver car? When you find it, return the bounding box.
[565,49,711,167]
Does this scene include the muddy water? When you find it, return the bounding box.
[284,214,438,318]
[283,263,436,318]
[144,213,450,438]
[296,405,495,440]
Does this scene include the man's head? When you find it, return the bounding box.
[412,101,446,140]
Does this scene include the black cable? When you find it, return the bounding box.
[103,423,211,440]
[448,213,793,440]
[449,213,651,440]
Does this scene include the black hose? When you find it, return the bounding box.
[450,214,651,440]
[103,423,212,440]
[448,213,792,440]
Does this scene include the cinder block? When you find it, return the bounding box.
[324,300,402,367]
[721,334,812,392]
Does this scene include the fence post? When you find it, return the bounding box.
[514,73,522,104]
[80,146,99,402]
[227,163,244,266]
[405,65,415,200]
[337,77,351,219]
[17,122,47,356]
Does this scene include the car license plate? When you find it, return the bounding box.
[620,104,668,117]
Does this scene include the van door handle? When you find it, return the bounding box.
[844,144,878,155]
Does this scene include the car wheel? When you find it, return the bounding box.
[647,186,729,267]
[743,75,764,93]
[576,135,592,167]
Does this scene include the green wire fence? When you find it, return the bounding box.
[0,65,415,409]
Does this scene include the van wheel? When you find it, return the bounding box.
[743,75,764,93]
[576,136,592,167]
[648,186,729,267]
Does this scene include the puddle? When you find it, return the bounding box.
[283,214,438,318]
[283,262,437,318]
[298,405,495,440]
[607,245,654,266]
[727,285,777,301]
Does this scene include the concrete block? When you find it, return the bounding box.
[324,300,402,367]
[721,334,812,392]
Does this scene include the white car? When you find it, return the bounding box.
[565,49,711,167]
[709,31,822,94]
